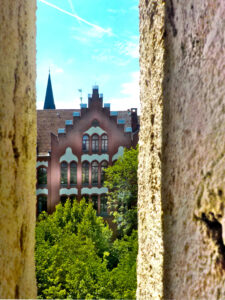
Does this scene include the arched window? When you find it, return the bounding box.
[101,134,108,153]
[92,134,99,152]
[100,161,108,185]
[91,194,98,212]
[82,135,89,152]
[37,195,47,214]
[37,167,47,185]
[70,162,77,185]
[91,161,99,185]
[92,119,99,127]
[82,162,89,185]
[60,162,68,185]
[100,194,107,216]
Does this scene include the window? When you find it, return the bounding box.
[101,134,108,152]
[100,194,107,216]
[100,161,108,185]
[70,162,77,185]
[82,162,89,185]
[92,119,99,127]
[60,195,68,205]
[37,167,47,185]
[91,161,98,185]
[91,194,98,212]
[70,195,76,202]
[60,195,75,206]
[60,162,68,185]
[82,135,89,152]
[92,134,99,152]
[37,195,47,214]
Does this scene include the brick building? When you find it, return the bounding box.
[36,73,139,218]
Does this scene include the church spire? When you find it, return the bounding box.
[43,71,55,109]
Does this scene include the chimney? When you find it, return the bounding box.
[131,108,139,132]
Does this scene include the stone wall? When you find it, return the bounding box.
[0,1,37,298]
[137,0,165,298]
[138,0,225,299]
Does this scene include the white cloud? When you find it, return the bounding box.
[91,51,130,66]
[86,26,113,38]
[116,37,139,59]
[71,25,113,44]
[48,63,64,75]
[130,5,138,11]
[121,71,139,96]
[66,58,75,65]
[37,61,64,84]
[109,71,140,113]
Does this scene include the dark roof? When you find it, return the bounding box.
[37,109,78,155]
[43,73,55,109]
[37,109,132,155]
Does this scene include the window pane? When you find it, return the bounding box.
[101,161,108,185]
[61,162,68,185]
[100,194,107,215]
[101,134,108,152]
[37,195,47,214]
[70,162,77,185]
[92,161,98,185]
[82,162,89,184]
[92,134,99,152]
[91,195,98,211]
[37,167,47,185]
[82,135,89,151]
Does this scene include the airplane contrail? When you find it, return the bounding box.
[67,0,81,24]
[68,0,75,14]
[39,0,112,34]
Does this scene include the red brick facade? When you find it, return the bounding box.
[36,86,138,218]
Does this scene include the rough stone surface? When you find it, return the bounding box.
[0,1,37,298]
[137,1,165,299]
[138,0,225,299]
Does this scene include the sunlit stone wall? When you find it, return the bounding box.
[138,0,225,299]
[0,1,37,298]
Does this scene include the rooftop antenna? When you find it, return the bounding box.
[78,89,83,103]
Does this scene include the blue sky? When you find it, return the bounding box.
[36,0,140,112]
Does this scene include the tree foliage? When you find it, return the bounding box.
[35,199,137,299]
[104,146,138,236]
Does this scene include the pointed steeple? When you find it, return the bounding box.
[43,71,55,109]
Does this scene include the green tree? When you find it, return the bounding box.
[35,199,112,299]
[104,146,138,236]
[109,230,138,299]
[35,199,137,299]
